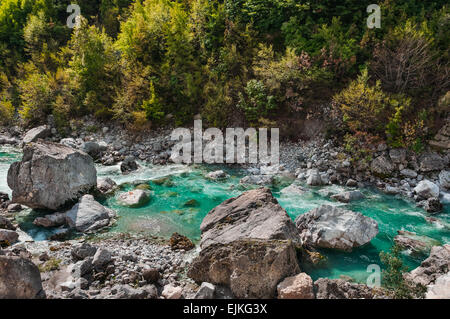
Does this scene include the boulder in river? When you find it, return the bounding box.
[22,125,50,144]
[120,156,138,174]
[97,178,117,194]
[117,190,150,208]
[414,180,440,199]
[439,170,450,190]
[295,205,378,252]
[0,256,45,299]
[331,190,365,203]
[239,174,274,186]
[33,212,67,228]
[394,230,441,256]
[280,184,306,196]
[205,170,229,180]
[199,188,299,249]
[7,141,97,210]
[65,195,116,233]
[187,239,300,299]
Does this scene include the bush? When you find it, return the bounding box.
[0,100,14,125]
[380,245,427,299]
[237,79,276,126]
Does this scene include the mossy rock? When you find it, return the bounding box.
[135,184,151,191]
[183,199,200,208]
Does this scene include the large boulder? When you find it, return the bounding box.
[22,125,50,144]
[277,273,314,299]
[406,245,450,287]
[419,153,446,172]
[7,141,97,210]
[0,229,19,245]
[370,155,394,177]
[306,169,323,186]
[199,188,299,249]
[294,205,378,252]
[33,212,67,228]
[0,256,45,299]
[65,195,116,233]
[414,180,440,199]
[187,239,300,299]
[394,231,441,256]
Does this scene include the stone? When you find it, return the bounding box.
[82,141,106,159]
[426,272,450,299]
[260,164,285,175]
[280,184,306,196]
[169,232,195,251]
[429,120,450,150]
[65,195,116,233]
[0,229,19,245]
[345,179,358,187]
[414,180,440,199]
[420,198,443,213]
[120,156,138,174]
[205,170,229,180]
[142,268,160,283]
[439,170,450,190]
[277,273,314,299]
[162,285,183,299]
[419,153,446,172]
[183,199,200,208]
[406,245,450,287]
[389,148,407,163]
[187,239,300,299]
[117,190,150,208]
[239,175,274,186]
[7,203,22,212]
[306,169,323,186]
[0,192,9,204]
[7,141,97,210]
[199,188,299,249]
[0,256,45,299]
[0,217,15,231]
[384,186,400,195]
[33,212,67,228]
[194,282,216,299]
[314,278,378,299]
[331,190,365,203]
[49,228,70,241]
[97,178,117,194]
[60,138,78,149]
[370,155,394,177]
[400,169,418,178]
[71,258,93,278]
[92,248,112,272]
[394,231,441,256]
[71,243,97,261]
[22,125,51,144]
[295,205,378,252]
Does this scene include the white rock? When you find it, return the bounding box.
[414,180,440,199]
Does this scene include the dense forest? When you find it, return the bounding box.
[0,0,448,151]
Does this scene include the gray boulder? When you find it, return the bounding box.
[306,169,323,186]
[400,169,418,178]
[314,278,380,299]
[331,190,365,203]
[194,282,216,299]
[120,156,138,174]
[414,180,440,199]
[0,256,45,299]
[97,178,117,194]
[295,205,378,252]
[370,155,394,177]
[199,188,299,249]
[33,212,67,228]
[280,184,306,196]
[389,148,407,164]
[187,239,300,299]
[0,217,15,231]
[22,125,50,144]
[65,195,116,233]
[0,229,19,245]
[7,141,97,210]
[117,190,150,208]
[205,170,229,180]
[439,171,450,190]
[239,175,274,186]
[394,231,441,256]
[419,153,446,172]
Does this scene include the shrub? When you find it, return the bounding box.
[380,245,427,299]
[0,100,14,125]
[237,79,276,126]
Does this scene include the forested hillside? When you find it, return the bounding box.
[0,0,448,150]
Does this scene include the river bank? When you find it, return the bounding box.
[0,119,449,299]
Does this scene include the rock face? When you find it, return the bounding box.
[331,190,365,203]
[277,273,314,299]
[117,190,150,208]
[0,256,45,299]
[314,278,378,299]
[295,205,378,252]
[187,240,300,299]
[22,125,50,144]
[406,245,450,287]
[199,188,299,249]
[65,195,116,233]
[7,141,97,210]
[414,180,440,199]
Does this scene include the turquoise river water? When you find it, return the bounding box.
[1,146,449,283]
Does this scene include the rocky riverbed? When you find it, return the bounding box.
[0,119,449,299]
